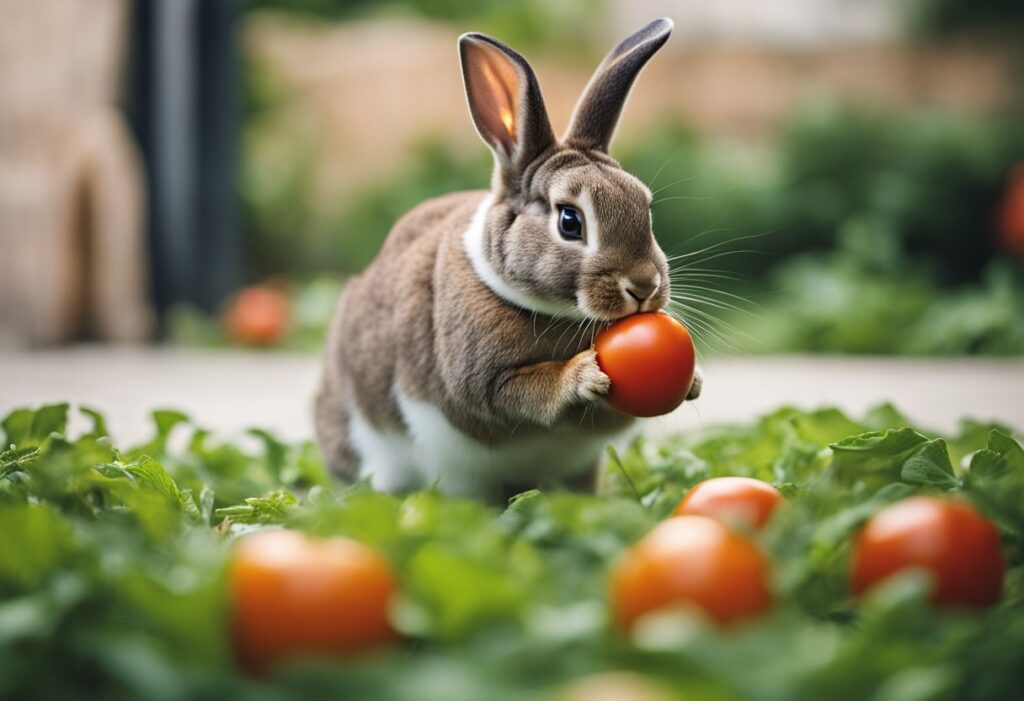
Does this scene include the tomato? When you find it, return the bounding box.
[230,529,398,673]
[674,477,783,530]
[997,163,1024,257]
[851,496,1004,608]
[223,285,290,346]
[594,313,696,417]
[610,515,772,629]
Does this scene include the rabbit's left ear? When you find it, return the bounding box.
[459,33,555,182]
[564,18,673,153]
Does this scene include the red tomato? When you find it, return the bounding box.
[594,313,696,417]
[223,285,290,346]
[851,496,1004,608]
[997,163,1024,257]
[610,515,772,629]
[674,477,783,530]
[230,529,398,673]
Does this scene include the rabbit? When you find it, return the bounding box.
[315,17,702,500]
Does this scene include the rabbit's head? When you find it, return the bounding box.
[459,19,673,322]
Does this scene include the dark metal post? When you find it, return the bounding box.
[126,0,241,325]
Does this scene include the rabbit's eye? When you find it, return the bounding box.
[558,206,584,242]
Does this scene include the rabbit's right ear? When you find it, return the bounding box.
[564,18,673,153]
[459,33,555,188]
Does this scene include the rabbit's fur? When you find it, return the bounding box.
[315,18,701,499]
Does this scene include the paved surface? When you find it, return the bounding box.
[0,346,1021,444]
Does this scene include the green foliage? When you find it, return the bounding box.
[713,256,1024,355]
[332,139,491,272]
[619,109,1024,284]
[615,109,1024,356]
[241,134,490,278]
[245,0,609,53]
[2,402,1023,698]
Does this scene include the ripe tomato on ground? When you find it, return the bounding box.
[851,496,1004,608]
[674,477,784,530]
[997,163,1024,257]
[610,515,772,629]
[230,529,398,673]
[594,313,696,417]
[223,284,290,347]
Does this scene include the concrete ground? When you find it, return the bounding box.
[0,346,1021,444]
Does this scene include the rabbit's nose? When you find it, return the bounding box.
[625,273,661,302]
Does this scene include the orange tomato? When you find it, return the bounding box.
[610,515,772,629]
[223,285,290,346]
[674,477,784,530]
[594,313,696,417]
[851,496,1004,608]
[230,529,398,673]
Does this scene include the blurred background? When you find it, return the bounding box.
[1,0,1023,359]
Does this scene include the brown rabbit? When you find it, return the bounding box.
[315,18,701,499]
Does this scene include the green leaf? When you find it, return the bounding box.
[79,406,109,438]
[789,407,868,445]
[1,445,38,479]
[948,418,1017,465]
[121,456,185,498]
[0,505,74,589]
[1,403,69,448]
[130,409,191,457]
[863,402,912,431]
[404,542,529,639]
[968,449,1008,480]
[215,489,297,524]
[829,428,930,483]
[94,456,201,526]
[153,409,190,437]
[900,439,958,488]
[988,430,1024,473]
[962,430,1024,539]
[247,428,287,480]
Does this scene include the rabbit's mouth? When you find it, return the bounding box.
[577,275,668,322]
[577,292,666,323]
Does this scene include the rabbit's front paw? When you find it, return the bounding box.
[686,366,703,400]
[567,349,611,403]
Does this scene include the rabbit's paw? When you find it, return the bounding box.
[686,366,703,400]
[567,350,611,404]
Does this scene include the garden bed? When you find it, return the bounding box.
[1,400,1022,700]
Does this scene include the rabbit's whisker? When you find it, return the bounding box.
[646,150,687,190]
[650,173,702,198]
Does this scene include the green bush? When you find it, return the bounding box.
[618,108,1024,285]
[614,109,1024,356]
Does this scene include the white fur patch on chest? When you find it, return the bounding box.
[349,390,628,497]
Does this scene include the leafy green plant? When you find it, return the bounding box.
[2,402,1023,699]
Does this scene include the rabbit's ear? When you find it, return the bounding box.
[564,18,672,153]
[459,33,555,178]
